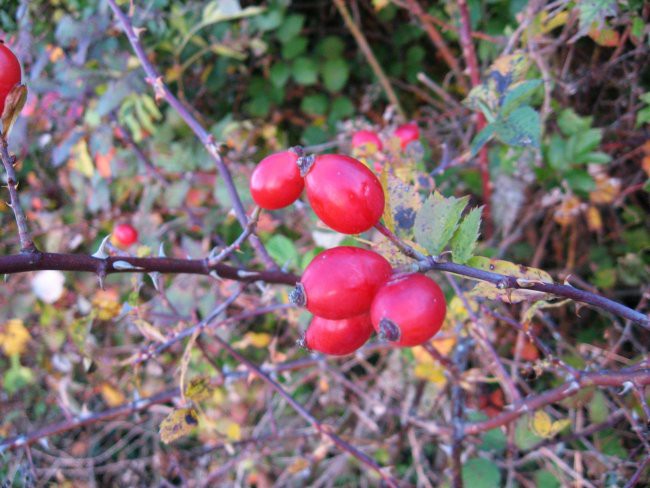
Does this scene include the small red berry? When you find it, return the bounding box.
[370,273,446,347]
[302,313,373,356]
[249,149,304,210]
[291,246,393,320]
[112,223,139,248]
[394,123,420,149]
[0,42,21,115]
[352,130,383,151]
[302,154,385,234]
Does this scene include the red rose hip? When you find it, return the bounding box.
[290,246,393,320]
[371,273,446,347]
[352,130,383,151]
[0,42,22,115]
[302,313,373,356]
[302,154,385,234]
[249,149,304,210]
[112,223,139,248]
[394,123,420,149]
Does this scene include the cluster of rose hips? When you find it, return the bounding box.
[249,123,446,356]
[0,42,22,115]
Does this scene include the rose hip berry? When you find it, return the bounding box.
[112,223,139,248]
[302,313,373,356]
[290,246,392,320]
[0,42,21,115]
[301,154,385,234]
[249,149,304,210]
[371,273,446,347]
[394,123,420,149]
[352,130,383,151]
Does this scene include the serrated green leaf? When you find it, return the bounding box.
[292,57,318,85]
[270,62,291,87]
[281,36,308,59]
[470,123,495,156]
[557,109,592,136]
[578,0,616,32]
[500,79,542,116]
[276,14,305,43]
[495,106,541,148]
[266,235,299,268]
[451,206,482,264]
[414,192,468,255]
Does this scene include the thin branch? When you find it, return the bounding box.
[333,0,405,119]
[198,337,400,487]
[106,0,276,269]
[450,337,472,488]
[0,251,298,285]
[0,135,37,253]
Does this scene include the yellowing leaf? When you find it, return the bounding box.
[92,290,122,321]
[642,155,650,178]
[70,139,94,178]
[159,407,199,444]
[212,387,225,405]
[226,421,241,441]
[414,362,446,385]
[246,332,271,349]
[48,45,65,62]
[133,318,167,343]
[589,175,620,204]
[0,319,30,356]
[588,25,620,47]
[431,336,456,356]
[185,376,212,402]
[530,410,553,438]
[100,383,126,407]
[287,458,310,474]
[586,206,602,232]
[553,195,583,227]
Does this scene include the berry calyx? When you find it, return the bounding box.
[112,223,139,248]
[249,148,304,210]
[0,42,21,115]
[352,130,383,151]
[291,246,393,320]
[301,313,373,356]
[303,154,385,234]
[370,273,446,347]
[394,123,420,149]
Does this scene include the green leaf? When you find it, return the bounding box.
[514,416,543,450]
[546,134,568,171]
[322,58,349,93]
[573,128,602,155]
[535,471,561,488]
[300,94,328,116]
[414,192,468,255]
[292,57,318,85]
[500,79,542,116]
[576,151,611,165]
[565,169,596,193]
[470,123,495,156]
[315,36,345,59]
[450,206,482,264]
[276,14,305,43]
[578,0,616,32]
[281,36,308,59]
[495,106,541,148]
[266,235,299,269]
[588,390,608,423]
[270,62,291,87]
[328,96,354,123]
[557,109,592,136]
[462,458,501,488]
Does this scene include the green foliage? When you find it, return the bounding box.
[461,458,501,488]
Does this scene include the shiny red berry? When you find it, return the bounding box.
[0,43,21,115]
[352,130,383,151]
[249,149,304,210]
[112,223,139,248]
[302,313,373,356]
[302,154,385,234]
[370,273,446,347]
[394,123,420,149]
[290,246,393,320]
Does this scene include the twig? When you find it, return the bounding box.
[333,0,405,119]
[450,337,472,488]
[106,0,277,270]
[197,337,400,487]
[0,251,298,284]
[457,0,493,237]
[0,135,37,253]
[402,0,468,92]
[623,454,650,488]
[207,207,260,266]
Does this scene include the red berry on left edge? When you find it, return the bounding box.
[303,313,373,356]
[352,130,383,151]
[250,149,304,210]
[371,273,446,347]
[0,42,22,115]
[394,123,420,149]
[302,154,385,234]
[112,223,139,248]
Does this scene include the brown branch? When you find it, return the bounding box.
[0,134,37,253]
[106,0,277,270]
[198,337,400,487]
